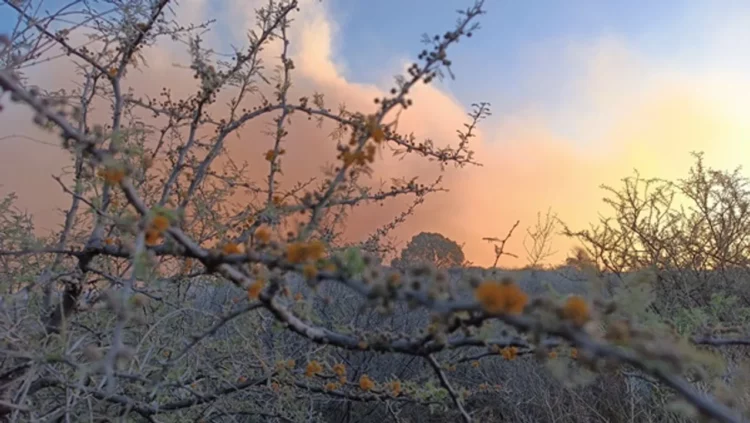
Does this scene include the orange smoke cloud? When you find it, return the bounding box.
[2,1,750,268]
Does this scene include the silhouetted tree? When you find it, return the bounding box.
[392,232,466,269]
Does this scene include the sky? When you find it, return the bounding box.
[2,0,750,267]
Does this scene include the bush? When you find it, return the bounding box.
[391,232,467,270]
[1,1,749,422]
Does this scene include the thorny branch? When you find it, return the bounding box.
[1,1,749,422]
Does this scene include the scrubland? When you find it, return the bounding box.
[1,1,749,422]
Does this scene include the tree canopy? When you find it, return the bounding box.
[391,231,466,269]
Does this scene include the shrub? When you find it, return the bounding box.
[0,1,748,423]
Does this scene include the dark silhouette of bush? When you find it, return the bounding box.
[391,232,467,270]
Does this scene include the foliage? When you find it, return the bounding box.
[563,152,750,318]
[391,231,467,270]
[0,1,749,423]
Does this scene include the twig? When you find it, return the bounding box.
[426,354,471,423]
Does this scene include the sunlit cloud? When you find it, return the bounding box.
[2,1,750,267]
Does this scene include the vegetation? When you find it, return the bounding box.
[1,1,749,422]
[391,232,467,270]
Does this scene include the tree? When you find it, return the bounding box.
[562,152,750,318]
[523,208,559,269]
[391,231,466,269]
[0,1,748,423]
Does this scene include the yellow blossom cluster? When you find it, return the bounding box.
[286,239,326,263]
[501,346,518,361]
[221,242,244,255]
[390,380,401,397]
[332,363,346,377]
[254,227,272,244]
[359,374,375,391]
[98,165,125,185]
[305,360,322,378]
[264,148,286,161]
[145,214,170,246]
[475,279,528,315]
[247,279,266,300]
[561,295,590,326]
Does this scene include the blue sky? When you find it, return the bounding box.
[5,0,747,114]
[4,0,749,149]
[4,0,750,265]
[322,1,748,115]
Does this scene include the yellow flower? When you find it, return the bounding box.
[359,374,375,391]
[562,295,590,326]
[390,380,402,397]
[366,115,385,143]
[286,240,326,263]
[254,227,271,244]
[324,382,338,391]
[332,363,346,377]
[150,215,170,232]
[305,360,323,378]
[475,279,528,315]
[501,346,518,361]
[145,229,162,246]
[247,279,265,300]
[265,148,285,161]
[98,166,125,185]
[221,243,244,255]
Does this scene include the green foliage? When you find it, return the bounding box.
[672,292,750,336]
[611,269,662,327]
